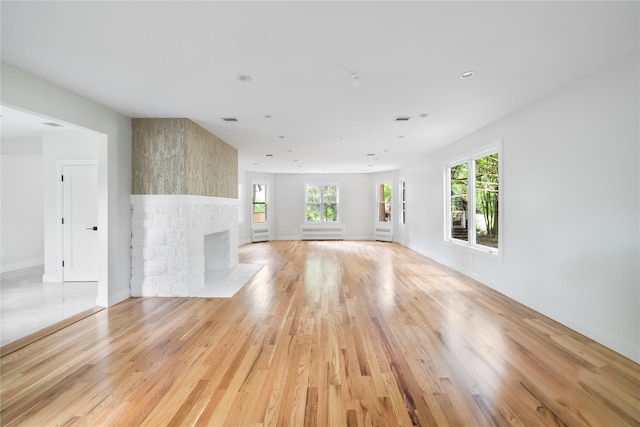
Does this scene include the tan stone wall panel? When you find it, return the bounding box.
[132,118,187,195]
[132,118,237,198]
[186,120,238,198]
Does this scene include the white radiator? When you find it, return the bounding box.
[300,224,345,240]
[375,226,393,242]
[251,225,270,242]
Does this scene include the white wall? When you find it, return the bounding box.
[238,169,250,245]
[42,131,99,282]
[1,62,132,307]
[396,51,640,362]
[0,137,44,271]
[274,173,381,240]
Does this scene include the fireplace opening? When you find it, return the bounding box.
[204,230,231,271]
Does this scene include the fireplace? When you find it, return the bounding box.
[130,195,238,296]
[204,231,231,271]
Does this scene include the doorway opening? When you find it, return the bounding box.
[0,104,108,347]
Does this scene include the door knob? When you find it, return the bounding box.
[86,226,98,231]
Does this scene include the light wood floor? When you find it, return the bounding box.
[1,241,638,426]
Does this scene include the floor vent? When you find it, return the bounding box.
[300,224,345,240]
[252,225,270,242]
[375,226,393,242]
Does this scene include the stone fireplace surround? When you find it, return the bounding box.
[130,195,238,297]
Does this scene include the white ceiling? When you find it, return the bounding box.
[0,105,76,138]
[1,1,638,173]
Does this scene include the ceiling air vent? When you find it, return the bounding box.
[221,117,238,122]
[394,116,411,122]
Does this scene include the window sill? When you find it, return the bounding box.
[445,238,502,261]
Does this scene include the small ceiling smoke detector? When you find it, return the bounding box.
[349,72,362,87]
[394,116,411,121]
[237,74,252,82]
[459,71,475,79]
[221,117,238,122]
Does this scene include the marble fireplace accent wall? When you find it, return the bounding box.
[132,118,238,198]
[130,195,238,297]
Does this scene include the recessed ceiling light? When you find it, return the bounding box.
[418,113,429,118]
[277,135,285,139]
[460,71,475,79]
[366,153,375,157]
[264,114,273,119]
[221,117,238,122]
[398,135,404,139]
[264,154,273,157]
[237,74,252,82]
[394,116,411,121]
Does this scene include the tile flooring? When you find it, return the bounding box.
[0,266,98,347]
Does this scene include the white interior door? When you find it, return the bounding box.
[63,164,98,281]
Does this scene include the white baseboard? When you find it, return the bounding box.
[0,258,44,273]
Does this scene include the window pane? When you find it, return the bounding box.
[377,183,392,222]
[306,185,320,203]
[324,203,338,221]
[253,184,266,203]
[253,203,266,223]
[324,185,337,203]
[475,153,499,249]
[450,163,468,241]
[307,204,321,221]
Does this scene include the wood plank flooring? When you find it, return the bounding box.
[1,241,638,426]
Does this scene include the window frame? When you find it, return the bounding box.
[399,178,406,226]
[375,181,393,224]
[251,181,268,224]
[444,142,502,258]
[304,182,340,223]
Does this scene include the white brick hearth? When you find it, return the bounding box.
[131,195,239,297]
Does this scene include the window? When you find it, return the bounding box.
[446,144,501,254]
[399,179,406,225]
[376,182,392,222]
[305,184,338,222]
[252,183,267,223]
